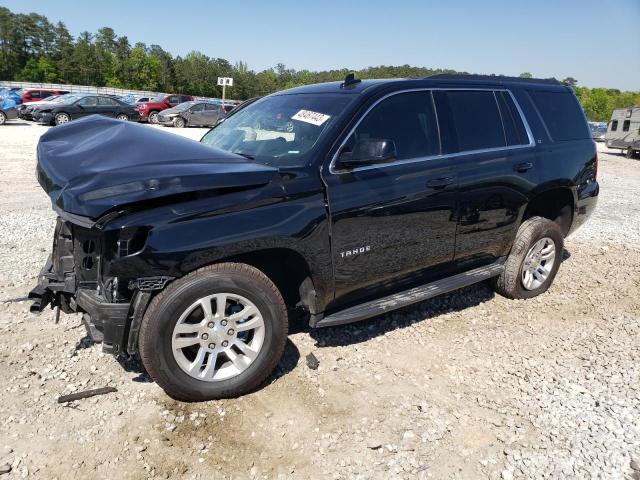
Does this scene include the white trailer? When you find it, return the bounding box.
[605,107,640,158]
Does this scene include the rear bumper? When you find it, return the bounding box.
[568,180,599,236]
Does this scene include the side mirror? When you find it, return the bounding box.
[337,139,397,169]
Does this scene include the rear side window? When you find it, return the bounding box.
[623,120,630,132]
[98,97,118,106]
[433,90,505,153]
[347,91,439,160]
[611,120,618,131]
[496,91,529,146]
[529,90,589,141]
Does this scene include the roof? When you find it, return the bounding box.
[275,74,567,97]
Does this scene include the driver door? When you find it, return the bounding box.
[322,90,458,306]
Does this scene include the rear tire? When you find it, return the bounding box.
[116,113,129,121]
[0,111,6,125]
[138,263,288,401]
[492,216,564,299]
[148,111,160,124]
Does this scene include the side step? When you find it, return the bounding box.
[314,262,504,328]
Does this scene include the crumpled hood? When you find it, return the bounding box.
[36,115,279,219]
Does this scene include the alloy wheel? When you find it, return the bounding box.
[171,293,265,382]
[55,113,70,125]
[521,237,556,290]
[117,114,129,121]
[0,112,6,125]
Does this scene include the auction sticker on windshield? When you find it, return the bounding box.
[291,109,331,126]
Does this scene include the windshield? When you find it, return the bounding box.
[173,101,197,111]
[201,93,353,166]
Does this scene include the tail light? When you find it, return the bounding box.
[593,152,598,181]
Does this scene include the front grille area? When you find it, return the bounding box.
[71,224,102,289]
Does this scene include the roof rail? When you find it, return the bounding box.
[426,74,561,85]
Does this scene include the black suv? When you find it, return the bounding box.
[29,75,599,401]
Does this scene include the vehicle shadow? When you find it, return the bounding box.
[110,338,301,386]
[306,282,495,348]
[265,339,300,386]
[305,248,573,349]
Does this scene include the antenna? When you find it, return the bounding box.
[341,73,361,89]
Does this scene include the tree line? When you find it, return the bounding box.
[1,7,638,120]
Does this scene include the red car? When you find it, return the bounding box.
[19,89,69,104]
[135,93,194,123]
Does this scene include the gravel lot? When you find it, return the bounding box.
[0,121,638,479]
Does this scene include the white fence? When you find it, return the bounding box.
[0,80,238,103]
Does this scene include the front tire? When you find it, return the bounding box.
[138,263,288,401]
[116,113,129,121]
[492,216,564,299]
[173,116,186,128]
[0,111,6,125]
[54,112,71,126]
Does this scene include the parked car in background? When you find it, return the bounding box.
[135,94,194,124]
[0,101,18,125]
[157,101,226,128]
[18,94,70,120]
[589,122,607,142]
[19,89,69,104]
[33,94,140,125]
[606,107,640,158]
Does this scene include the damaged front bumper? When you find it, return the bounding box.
[28,259,143,355]
[28,218,153,355]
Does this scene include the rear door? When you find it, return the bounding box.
[187,103,206,125]
[433,89,537,264]
[322,90,458,305]
[201,103,222,126]
[96,96,119,117]
[74,96,99,118]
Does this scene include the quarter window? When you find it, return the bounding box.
[610,120,618,131]
[529,90,589,141]
[433,90,505,153]
[623,120,630,132]
[343,91,439,161]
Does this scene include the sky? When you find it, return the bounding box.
[2,0,639,91]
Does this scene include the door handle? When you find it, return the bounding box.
[514,162,533,173]
[426,177,454,189]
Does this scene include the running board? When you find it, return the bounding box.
[314,262,504,328]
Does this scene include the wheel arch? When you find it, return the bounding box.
[523,186,575,236]
[211,248,319,316]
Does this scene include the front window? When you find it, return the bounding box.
[201,94,353,166]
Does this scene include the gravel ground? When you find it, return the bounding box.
[0,121,638,480]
